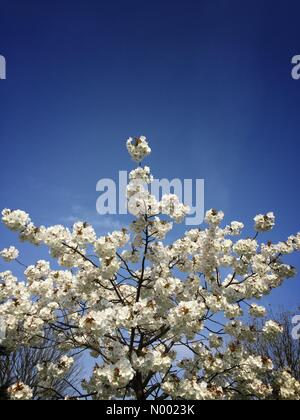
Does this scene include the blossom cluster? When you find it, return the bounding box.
[0,246,19,262]
[126,136,151,162]
[36,356,75,391]
[0,135,299,400]
[7,382,33,400]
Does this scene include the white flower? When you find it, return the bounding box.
[37,356,74,388]
[249,304,266,318]
[168,300,206,336]
[233,239,258,257]
[254,212,275,232]
[262,320,283,339]
[287,233,300,251]
[205,209,224,226]
[275,370,300,400]
[160,194,190,223]
[25,260,50,283]
[154,276,181,298]
[8,382,33,400]
[149,218,173,240]
[129,166,153,184]
[58,355,74,369]
[2,209,31,231]
[209,334,223,349]
[0,246,19,262]
[226,221,244,236]
[225,304,243,319]
[132,346,174,373]
[94,230,129,259]
[126,136,151,162]
[93,358,134,388]
[72,222,96,245]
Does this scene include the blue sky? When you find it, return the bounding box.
[0,0,299,310]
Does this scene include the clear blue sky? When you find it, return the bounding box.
[0,0,299,310]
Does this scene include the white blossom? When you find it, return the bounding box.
[0,246,19,262]
[8,382,33,400]
[249,304,267,318]
[205,209,225,226]
[254,212,275,232]
[126,136,151,162]
[2,209,30,231]
[233,239,258,257]
[262,320,283,340]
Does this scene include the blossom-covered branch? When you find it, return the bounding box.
[0,136,300,400]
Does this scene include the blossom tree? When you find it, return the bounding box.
[0,332,81,400]
[1,136,300,400]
